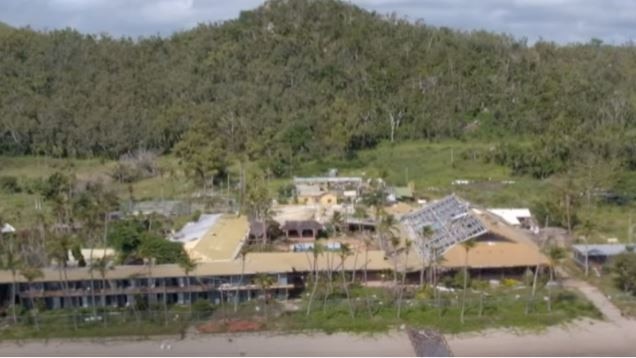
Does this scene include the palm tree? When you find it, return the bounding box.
[389,235,401,285]
[337,243,355,318]
[330,211,344,237]
[305,241,325,316]
[178,255,198,312]
[419,226,434,287]
[255,274,274,318]
[378,213,399,252]
[547,245,565,283]
[138,239,160,323]
[2,232,21,324]
[546,245,566,312]
[397,240,412,319]
[363,236,373,284]
[234,246,249,313]
[20,266,44,331]
[526,263,543,315]
[362,182,385,224]
[432,246,446,312]
[353,205,368,233]
[46,233,77,329]
[460,239,476,324]
[579,219,596,277]
[90,255,113,326]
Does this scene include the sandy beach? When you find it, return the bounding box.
[1,318,635,357]
[0,332,415,357]
[449,318,636,357]
[1,276,634,357]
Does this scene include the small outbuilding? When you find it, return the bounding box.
[281,220,323,240]
[572,244,634,267]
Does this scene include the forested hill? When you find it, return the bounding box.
[2,0,636,176]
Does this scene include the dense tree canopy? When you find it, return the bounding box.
[1,0,636,177]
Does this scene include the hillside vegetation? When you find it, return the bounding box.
[0,0,635,175]
[2,0,636,242]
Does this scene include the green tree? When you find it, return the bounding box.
[174,129,228,192]
[20,266,43,331]
[330,211,344,237]
[244,169,272,246]
[254,274,275,318]
[397,240,412,319]
[234,246,249,313]
[0,229,21,324]
[177,255,198,312]
[579,219,596,277]
[305,241,325,316]
[90,255,114,324]
[611,252,636,294]
[337,243,354,318]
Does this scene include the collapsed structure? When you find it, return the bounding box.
[401,195,548,273]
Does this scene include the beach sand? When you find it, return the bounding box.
[0,331,415,357]
[2,318,636,357]
[448,318,636,357]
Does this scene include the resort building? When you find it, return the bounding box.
[400,195,548,276]
[0,194,552,311]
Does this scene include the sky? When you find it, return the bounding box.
[0,0,635,45]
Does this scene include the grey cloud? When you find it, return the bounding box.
[0,0,634,44]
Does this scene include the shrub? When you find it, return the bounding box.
[191,300,215,318]
[502,278,520,288]
[111,149,159,183]
[0,176,21,193]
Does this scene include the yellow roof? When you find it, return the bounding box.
[384,202,417,217]
[0,250,392,284]
[186,214,249,262]
[441,211,548,268]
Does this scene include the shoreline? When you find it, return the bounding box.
[1,318,636,356]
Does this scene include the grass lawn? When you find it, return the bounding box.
[0,284,599,340]
[276,286,599,335]
[3,139,636,240]
[563,258,636,317]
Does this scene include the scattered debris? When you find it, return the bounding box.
[407,328,453,357]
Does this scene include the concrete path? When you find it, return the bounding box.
[448,267,636,356]
[562,276,626,323]
[558,266,627,323]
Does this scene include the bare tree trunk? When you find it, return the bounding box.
[10,271,17,324]
[62,266,78,330]
[101,276,108,326]
[460,253,469,324]
[565,194,572,234]
[235,258,245,313]
[28,284,40,331]
[89,244,98,317]
[351,249,358,284]
[306,273,320,317]
[397,252,409,319]
[341,265,355,318]
[526,264,541,315]
[163,278,169,326]
[364,247,369,284]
